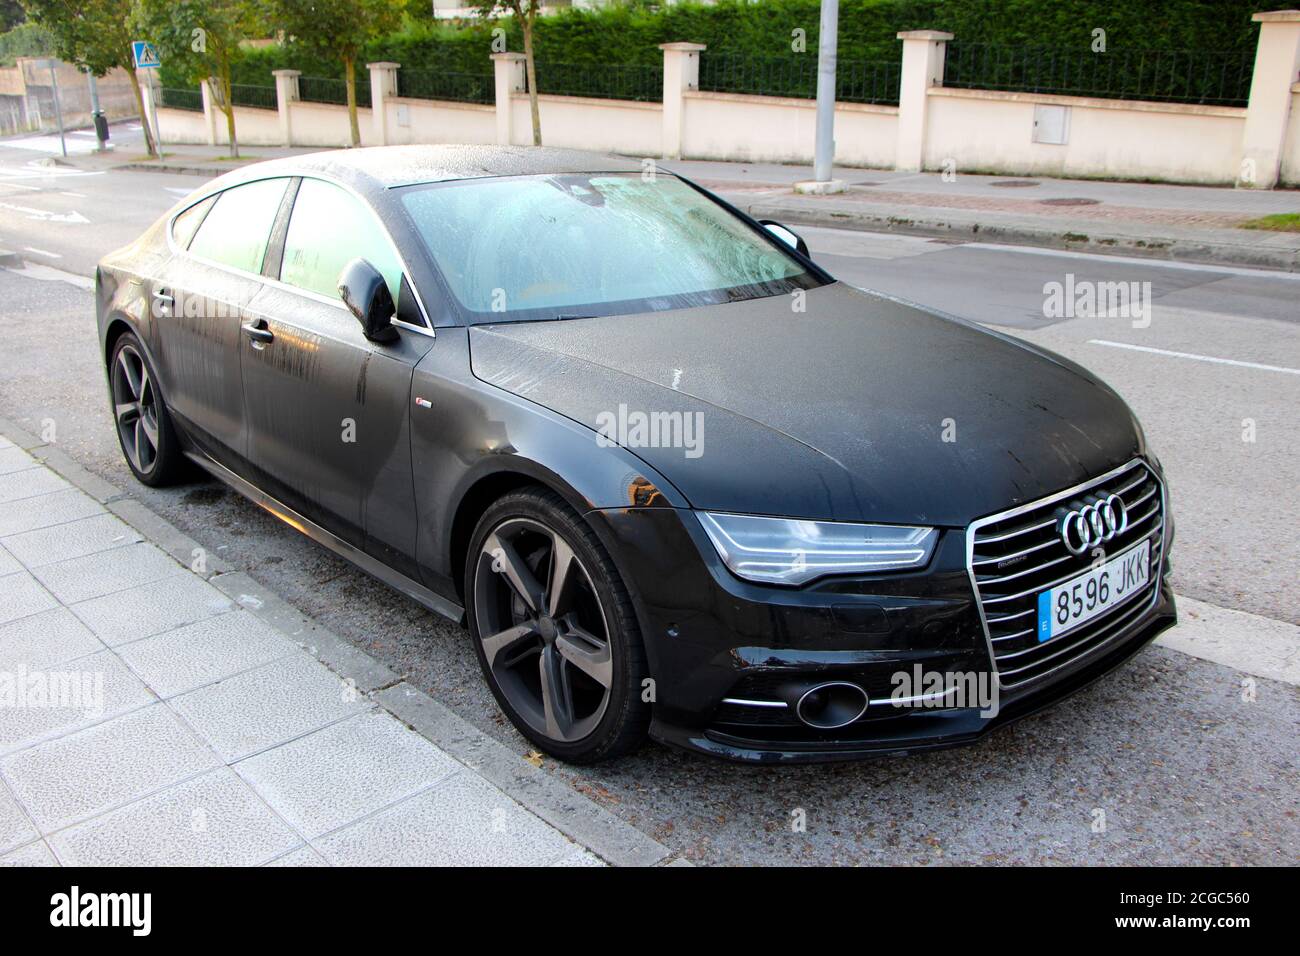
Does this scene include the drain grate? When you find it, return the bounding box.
[1039,197,1102,206]
[989,179,1041,188]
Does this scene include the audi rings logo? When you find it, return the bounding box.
[1057,495,1128,556]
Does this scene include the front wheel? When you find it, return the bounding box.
[465,488,650,763]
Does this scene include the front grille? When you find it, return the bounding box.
[967,459,1164,689]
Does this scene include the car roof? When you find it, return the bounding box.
[208,144,647,194]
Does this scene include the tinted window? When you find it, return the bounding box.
[188,178,288,274]
[171,195,215,249]
[280,178,402,303]
[398,173,819,322]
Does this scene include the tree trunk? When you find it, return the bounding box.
[345,57,360,147]
[126,66,158,158]
[522,12,541,146]
[221,62,239,159]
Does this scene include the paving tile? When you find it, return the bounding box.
[0,779,37,854]
[0,839,58,866]
[1,514,140,568]
[264,844,328,867]
[0,704,219,832]
[0,447,38,476]
[0,468,68,505]
[0,571,58,625]
[50,768,300,867]
[315,773,574,867]
[0,545,19,577]
[34,542,186,605]
[71,574,235,648]
[235,711,459,839]
[552,849,607,867]
[117,611,297,698]
[0,649,155,756]
[0,436,11,450]
[0,607,105,672]
[0,489,104,537]
[171,653,370,762]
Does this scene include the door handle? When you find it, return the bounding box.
[241,318,274,346]
[152,288,173,316]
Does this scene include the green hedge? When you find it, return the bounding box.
[0,22,54,67]
[163,0,1277,93]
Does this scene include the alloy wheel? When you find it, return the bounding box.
[111,344,159,475]
[473,517,614,743]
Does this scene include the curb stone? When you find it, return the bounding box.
[0,416,675,867]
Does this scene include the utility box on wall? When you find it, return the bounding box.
[1032,104,1071,145]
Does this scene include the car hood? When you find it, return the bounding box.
[468,282,1145,526]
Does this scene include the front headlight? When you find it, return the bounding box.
[697,512,938,586]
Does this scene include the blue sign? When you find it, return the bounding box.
[132,41,161,69]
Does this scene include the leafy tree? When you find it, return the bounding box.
[476,0,542,145]
[22,0,159,156]
[133,0,265,158]
[270,0,402,147]
[0,1,24,32]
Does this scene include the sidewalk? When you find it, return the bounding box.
[662,161,1300,272]
[0,425,669,867]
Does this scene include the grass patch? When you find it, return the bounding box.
[1238,213,1300,232]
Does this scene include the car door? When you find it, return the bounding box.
[154,178,291,472]
[239,176,434,576]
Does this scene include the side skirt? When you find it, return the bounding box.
[184,451,465,625]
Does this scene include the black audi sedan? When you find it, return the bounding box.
[96,145,1175,764]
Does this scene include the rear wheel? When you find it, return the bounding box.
[109,332,186,487]
[465,488,650,763]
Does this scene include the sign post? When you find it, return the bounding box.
[132,41,162,153]
[33,59,66,157]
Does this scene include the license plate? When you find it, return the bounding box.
[1036,539,1150,643]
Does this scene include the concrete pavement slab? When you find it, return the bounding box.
[0,570,57,622]
[0,607,105,671]
[171,653,371,762]
[0,839,57,866]
[1,512,140,567]
[0,467,68,504]
[71,573,235,647]
[0,649,154,756]
[33,540,187,605]
[314,772,578,867]
[264,844,327,867]
[234,710,460,839]
[0,545,20,577]
[1,703,218,831]
[0,446,37,475]
[115,610,298,698]
[0,488,105,537]
[49,768,300,867]
[0,778,37,853]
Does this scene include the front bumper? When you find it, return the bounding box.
[586,504,1176,765]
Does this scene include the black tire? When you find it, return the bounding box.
[465,487,650,763]
[108,332,187,487]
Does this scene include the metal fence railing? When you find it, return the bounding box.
[299,75,371,107]
[942,43,1255,107]
[160,87,203,112]
[398,69,494,104]
[228,83,277,110]
[530,62,664,103]
[697,54,902,106]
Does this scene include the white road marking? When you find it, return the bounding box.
[0,201,89,224]
[1088,339,1300,375]
[1158,595,1300,687]
[23,247,61,258]
[967,240,1300,281]
[163,186,195,196]
[2,262,94,290]
[0,182,38,191]
[59,191,86,198]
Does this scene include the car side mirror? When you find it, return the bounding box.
[338,258,398,343]
[759,220,810,258]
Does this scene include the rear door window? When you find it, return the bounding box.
[279,178,402,303]
[188,178,289,275]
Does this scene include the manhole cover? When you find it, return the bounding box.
[1039,197,1102,206]
[990,179,1041,188]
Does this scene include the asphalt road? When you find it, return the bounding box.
[0,138,1296,865]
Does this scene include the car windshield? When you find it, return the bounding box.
[398,172,823,322]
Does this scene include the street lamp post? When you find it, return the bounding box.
[795,0,846,194]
